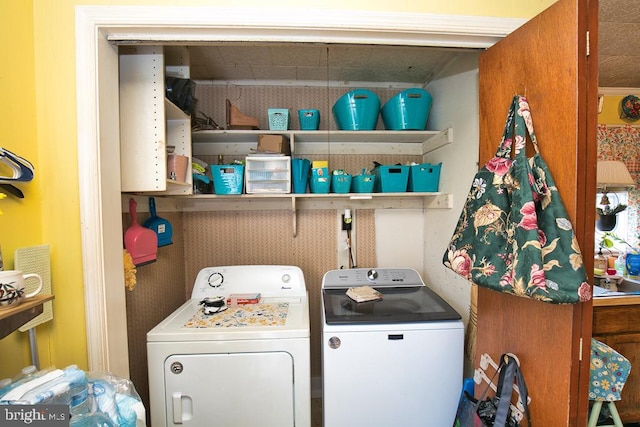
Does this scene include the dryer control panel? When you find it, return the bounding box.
[191,265,307,299]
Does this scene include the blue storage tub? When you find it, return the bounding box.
[332,89,380,130]
[331,173,352,194]
[408,162,441,192]
[381,88,432,130]
[211,165,244,194]
[373,165,409,193]
[291,158,311,193]
[298,109,320,130]
[310,167,330,193]
[351,174,375,193]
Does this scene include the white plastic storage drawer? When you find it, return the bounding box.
[245,156,291,194]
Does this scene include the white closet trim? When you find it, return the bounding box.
[75,5,522,376]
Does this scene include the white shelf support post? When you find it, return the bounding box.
[291,196,297,238]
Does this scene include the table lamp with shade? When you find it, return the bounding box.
[596,160,635,231]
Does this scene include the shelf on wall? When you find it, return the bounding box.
[0,295,55,340]
[192,128,453,156]
[177,192,452,237]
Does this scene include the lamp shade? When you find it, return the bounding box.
[597,160,635,190]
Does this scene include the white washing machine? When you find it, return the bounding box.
[147,265,310,427]
[321,268,464,427]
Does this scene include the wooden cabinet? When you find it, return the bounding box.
[119,46,192,195]
[118,45,456,211]
[593,303,640,423]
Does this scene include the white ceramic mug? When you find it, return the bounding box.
[0,270,43,309]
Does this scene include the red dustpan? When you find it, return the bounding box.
[124,198,157,266]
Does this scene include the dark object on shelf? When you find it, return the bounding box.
[621,95,640,120]
[226,99,260,130]
[165,76,197,115]
[192,111,222,131]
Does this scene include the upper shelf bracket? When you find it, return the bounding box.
[422,127,453,154]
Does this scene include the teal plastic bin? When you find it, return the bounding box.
[268,108,289,130]
[351,174,375,193]
[291,158,311,193]
[332,89,380,130]
[331,173,352,194]
[373,165,409,192]
[310,167,330,193]
[408,162,441,192]
[211,165,244,194]
[298,109,320,130]
[381,88,432,130]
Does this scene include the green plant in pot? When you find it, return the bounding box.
[596,199,627,231]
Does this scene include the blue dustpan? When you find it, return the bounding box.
[143,197,173,247]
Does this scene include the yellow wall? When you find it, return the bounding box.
[0,0,556,379]
[599,95,640,125]
[0,0,49,375]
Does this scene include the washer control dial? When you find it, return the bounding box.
[367,269,378,281]
[207,272,224,288]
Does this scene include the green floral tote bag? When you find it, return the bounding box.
[443,96,591,304]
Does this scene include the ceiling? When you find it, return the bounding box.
[184,1,638,89]
[188,43,467,85]
[599,0,640,88]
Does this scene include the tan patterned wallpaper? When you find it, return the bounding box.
[124,83,423,414]
[124,205,381,413]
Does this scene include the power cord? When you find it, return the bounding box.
[343,210,357,268]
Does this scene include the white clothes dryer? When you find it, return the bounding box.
[147,265,310,427]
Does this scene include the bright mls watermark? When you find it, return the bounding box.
[1,405,67,426]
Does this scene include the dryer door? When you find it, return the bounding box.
[164,352,294,426]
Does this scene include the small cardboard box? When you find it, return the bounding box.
[257,134,290,155]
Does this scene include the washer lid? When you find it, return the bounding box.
[323,286,460,325]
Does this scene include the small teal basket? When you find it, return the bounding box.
[298,109,320,130]
[331,173,352,194]
[310,167,330,193]
[268,108,290,131]
[211,165,244,194]
[351,172,375,193]
[407,162,442,192]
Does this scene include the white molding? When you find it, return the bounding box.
[599,87,640,96]
[76,8,111,374]
[75,5,516,374]
[86,6,524,48]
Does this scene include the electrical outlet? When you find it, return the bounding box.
[342,214,352,231]
[337,209,356,269]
